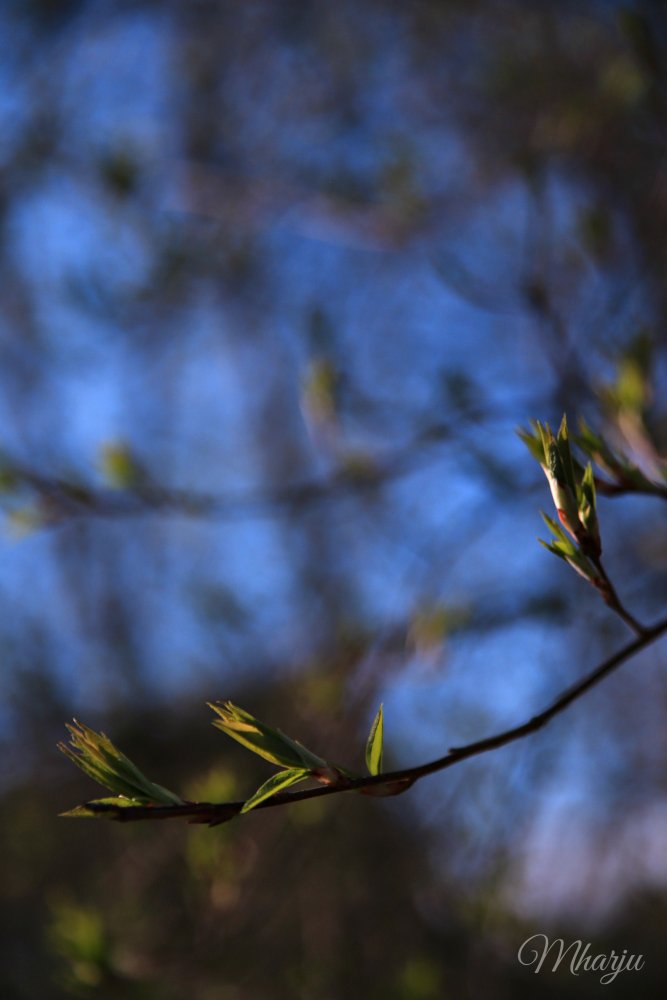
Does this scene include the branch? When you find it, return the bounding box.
[0,419,465,527]
[588,554,647,637]
[594,476,667,501]
[5,405,665,531]
[71,613,667,825]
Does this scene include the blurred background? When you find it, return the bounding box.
[1,1,667,996]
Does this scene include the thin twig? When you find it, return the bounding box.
[593,476,667,501]
[589,555,647,637]
[80,613,667,825]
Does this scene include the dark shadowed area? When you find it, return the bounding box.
[1,1,667,997]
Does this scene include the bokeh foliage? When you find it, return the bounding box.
[1,1,667,996]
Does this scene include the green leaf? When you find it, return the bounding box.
[99,441,141,490]
[614,357,647,413]
[538,529,597,583]
[301,358,338,426]
[578,462,600,548]
[208,701,327,770]
[365,703,384,776]
[556,414,577,493]
[60,797,145,819]
[540,511,575,549]
[517,422,547,465]
[577,418,661,492]
[577,420,626,480]
[241,768,311,814]
[59,721,182,805]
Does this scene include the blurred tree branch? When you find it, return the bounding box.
[0,412,490,526]
[3,406,666,532]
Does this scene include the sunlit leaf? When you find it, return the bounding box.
[209,701,328,770]
[241,768,311,814]
[516,422,546,464]
[365,703,384,776]
[611,358,647,414]
[60,797,145,819]
[540,511,575,549]
[59,721,182,805]
[577,418,662,491]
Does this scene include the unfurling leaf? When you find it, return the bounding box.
[241,768,311,814]
[538,512,599,583]
[59,721,182,806]
[365,703,384,776]
[60,797,145,819]
[577,418,663,493]
[208,701,328,770]
[520,416,606,560]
